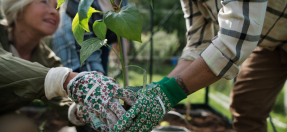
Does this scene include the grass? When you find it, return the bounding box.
[110,61,287,132]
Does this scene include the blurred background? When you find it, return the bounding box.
[0,0,286,132]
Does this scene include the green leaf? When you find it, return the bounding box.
[80,38,106,65]
[125,65,147,91]
[79,7,102,32]
[148,0,153,9]
[39,120,47,132]
[78,0,93,22]
[93,20,107,40]
[72,13,85,45]
[57,0,66,9]
[104,4,142,42]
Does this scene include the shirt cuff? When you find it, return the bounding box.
[200,44,239,80]
[179,47,201,61]
[44,67,72,100]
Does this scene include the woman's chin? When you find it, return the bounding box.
[42,30,57,36]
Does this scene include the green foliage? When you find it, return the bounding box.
[39,120,47,132]
[79,7,102,32]
[104,4,142,42]
[147,0,153,9]
[78,0,94,23]
[93,20,107,40]
[209,79,233,96]
[132,30,179,61]
[129,0,186,52]
[80,38,106,65]
[68,0,144,88]
[72,13,85,44]
[56,0,66,9]
[273,87,285,114]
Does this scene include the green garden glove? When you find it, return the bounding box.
[67,71,137,131]
[114,77,187,132]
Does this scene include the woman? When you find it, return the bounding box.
[0,0,73,131]
[0,0,135,131]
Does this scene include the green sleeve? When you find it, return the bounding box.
[0,46,50,101]
[30,41,63,68]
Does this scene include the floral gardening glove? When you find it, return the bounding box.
[75,99,120,132]
[114,77,187,132]
[67,71,137,131]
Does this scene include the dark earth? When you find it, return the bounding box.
[20,106,234,132]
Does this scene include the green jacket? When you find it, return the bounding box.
[0,24,70,117]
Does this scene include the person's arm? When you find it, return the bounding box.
[175,57,220,94]
[176,0,268,94]
[169,0,214,77]
[168,60,192,77]
[0,46,50,101]
[115,1,269,131]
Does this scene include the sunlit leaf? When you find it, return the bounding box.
[93,20,107,40]
[57,0,66,9]
[72,13,85,45]
[80,38,106,65]
[104,4,142,42]
[79,7,102,32]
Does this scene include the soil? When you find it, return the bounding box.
[159,110,235,132]
[19,107,69,132]
[19,107,234,132]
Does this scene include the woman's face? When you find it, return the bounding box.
[18,0,59,36]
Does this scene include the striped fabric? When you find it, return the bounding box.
[180,0,287,80]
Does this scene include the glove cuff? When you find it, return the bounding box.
[68,103,85,126]
[157,77,187,107]
[44,67,72,100]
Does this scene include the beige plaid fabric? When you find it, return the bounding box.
[180,0,287,80]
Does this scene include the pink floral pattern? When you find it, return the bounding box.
[68,71,137,131]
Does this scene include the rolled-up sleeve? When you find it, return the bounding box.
[0,46,50,101]
[200,0,268,79]
[180,0,216,61]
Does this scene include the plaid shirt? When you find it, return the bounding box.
[52,6,104,73]
[180,0,286,79]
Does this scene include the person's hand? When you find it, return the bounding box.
[67,71,137,131]
[114,77,187,132]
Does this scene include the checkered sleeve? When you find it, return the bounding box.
[200,0,268,80]
[179,0,215,61]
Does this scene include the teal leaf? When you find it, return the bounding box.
[78,0,93,22]
[80,38,107,65]
[72,13,85,45]
[93,20,107,40]
[147,0,153,9]
[104,4,142,42]
[79,7,102,32]
[57,0,66,9]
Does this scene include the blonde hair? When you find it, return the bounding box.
[0,0,35,27]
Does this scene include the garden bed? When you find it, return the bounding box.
[156,104,234,132]
[19,104,234,132]
[19,107,69,132]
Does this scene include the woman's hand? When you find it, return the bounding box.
[67,71,137,131]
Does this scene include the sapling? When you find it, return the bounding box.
[57,0,153,96]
